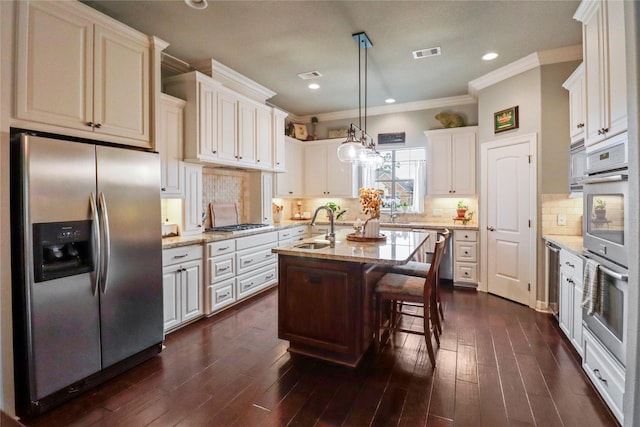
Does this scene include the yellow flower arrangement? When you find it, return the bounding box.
[359,187,384,218]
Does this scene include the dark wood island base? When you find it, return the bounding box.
[277,255,386,367]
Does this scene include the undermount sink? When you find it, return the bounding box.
[295,242,330,250]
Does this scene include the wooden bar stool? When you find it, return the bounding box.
[373,236,446,367]
[386,229,450,334]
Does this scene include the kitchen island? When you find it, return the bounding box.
[272,228,430,367]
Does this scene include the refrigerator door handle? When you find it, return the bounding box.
[98,192,111,293]
[90,193,101,295]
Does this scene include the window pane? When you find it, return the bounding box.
[370,148,425,213]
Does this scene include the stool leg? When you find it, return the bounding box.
[423,308,436,367]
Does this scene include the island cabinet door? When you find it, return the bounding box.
[278,256,365,366]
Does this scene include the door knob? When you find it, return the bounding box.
[487,226,495,231]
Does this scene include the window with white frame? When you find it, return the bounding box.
[361,148,426,213]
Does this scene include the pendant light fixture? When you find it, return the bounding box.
[337,32,382,166]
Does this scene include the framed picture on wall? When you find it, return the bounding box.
[293,123,308,140]
[494,106,519,133]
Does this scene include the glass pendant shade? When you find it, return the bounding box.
[337,139,365,163]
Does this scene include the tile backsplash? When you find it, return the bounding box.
[541,194,583,236]
[202,167,249,227]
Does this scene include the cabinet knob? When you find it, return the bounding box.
[86,121,94,127]
[94,123,102,129]
[161,188,166,191]
[257,159,260,162]
[212,150,217,154]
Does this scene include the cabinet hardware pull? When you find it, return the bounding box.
[94,123,102,129]
[218,246,229,251]
[218,266,230,272]
[161,188,167,191]
[220,292,230,299]
[487,226,495,231]
[593,369,608,385]
[565,262,575,268]
[266,274,274,279]
[86,121,94,127]
[173,254,189,258]
[245,259,253,264]
[197,224,202,227]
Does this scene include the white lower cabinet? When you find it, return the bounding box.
[205,230,280,315]
[162,245,204,332]
[453,230,478,285]
[583,327,625,424]
[559,249,584,357]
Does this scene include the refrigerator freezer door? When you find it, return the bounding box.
[21,135,101,399]
[96,145,163,368]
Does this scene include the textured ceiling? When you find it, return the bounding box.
[83,0,582,117]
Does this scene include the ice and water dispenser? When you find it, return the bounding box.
[32,221,93,282]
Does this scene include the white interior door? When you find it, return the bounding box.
[482,134,536,306]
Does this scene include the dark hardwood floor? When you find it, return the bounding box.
[20,285,618,427]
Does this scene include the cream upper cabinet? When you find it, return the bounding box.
[164,71,280,171]
[272,109,289,171]
[304,140,356,197]
[562,63,586,144]
[425,126,477,196]
[275,137,304,197]
[16,1,150,147]
[216,87,240,163]
[158,94,186,198]
[256,104,273,168]
[182,163,203,236]
[575,0,627,148]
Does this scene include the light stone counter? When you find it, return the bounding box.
[543,234,584,255]
[272,228,430,265]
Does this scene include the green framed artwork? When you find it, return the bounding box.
[494,106,519,133]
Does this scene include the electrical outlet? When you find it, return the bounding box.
[557,214,567,226]
[432,209,443,216]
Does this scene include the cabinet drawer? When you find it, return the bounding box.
[207,239,235,257]
[454,262,477,283]
[560,250,583,277]
[207,253,235,284]
[278,229,295,240]
[207,278,236,314]
[236,243,277,275]
[236,231,277,250]
[455,241,477,262]
[293,225,308,236]
[163,245,203,266]
[582,328,624,424]
[454,229,477,242]
[237,264,277,299]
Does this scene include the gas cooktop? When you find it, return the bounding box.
[205,223,273,234]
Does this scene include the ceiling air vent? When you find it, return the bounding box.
[412,47,442,60]
[297,70,323,80]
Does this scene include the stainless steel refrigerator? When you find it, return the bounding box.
[11,132,163,416]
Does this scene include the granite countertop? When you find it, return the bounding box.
[271,228,429,265]
[162,220,478,250]
[543,234,584,255]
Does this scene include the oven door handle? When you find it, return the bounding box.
[599,265,628,281]
[582,174,628,184]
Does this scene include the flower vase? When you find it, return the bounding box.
[364,218,380,238]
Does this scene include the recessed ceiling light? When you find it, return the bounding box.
[482,52,499,61]
[308,83,320,90]
[184,0,208,9]
[385,98,396,104]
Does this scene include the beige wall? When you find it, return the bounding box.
[541,61,581,194]
[478,61,579,302]
[311,104,478,148]
[0,0,14,414]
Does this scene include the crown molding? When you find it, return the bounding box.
[161,52,192,75]
[468,45,582,97]
[292,94,476,123]
[195,58,276,103]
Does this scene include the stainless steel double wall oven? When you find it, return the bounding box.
[581,134,628,366]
